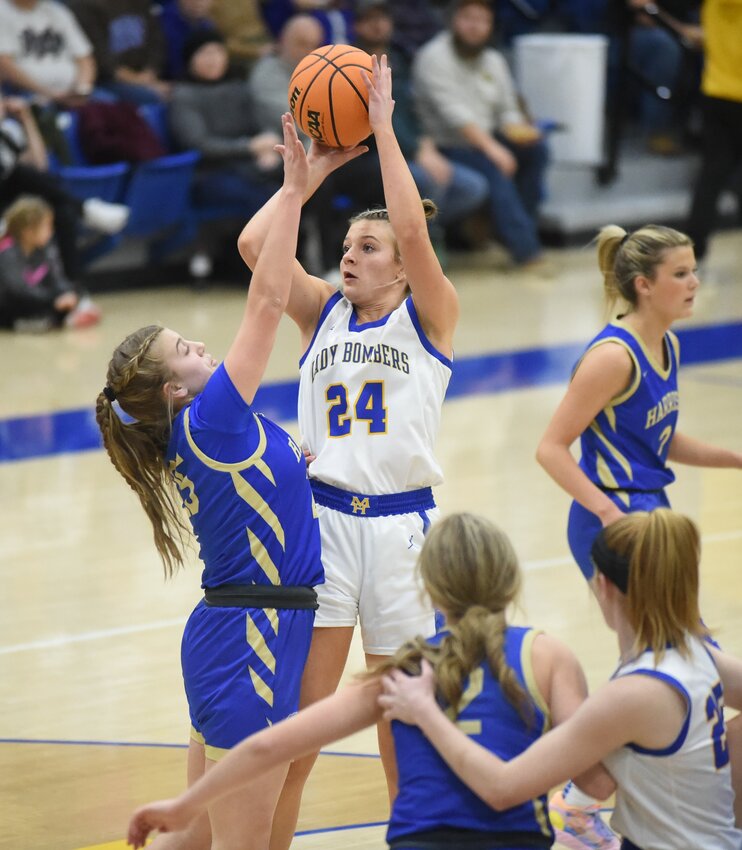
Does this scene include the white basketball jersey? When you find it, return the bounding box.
[298,293,452,494]
[603,638,742,850]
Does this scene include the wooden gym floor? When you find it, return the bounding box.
[1,229,741,850]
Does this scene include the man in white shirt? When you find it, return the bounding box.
[412,0,547,267]
[0,0,96,103]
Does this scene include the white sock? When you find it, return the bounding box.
[561,780,601,809]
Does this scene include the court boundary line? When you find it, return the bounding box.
[0,737,380,758]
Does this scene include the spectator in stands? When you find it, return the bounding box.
[352,0,488,261]
[386,0,445,58]
[0,94,129,286]
[210,0,273,75]
[412,0,548,268]
[169,29,282,274]
[686,0,742,263]
[260,0,353,44]
[67,0,172,104]
[248,14,324,135]
[159,0,217,82]
[0,0,97,104]
[0,195,102,331]
[623,0,702,156]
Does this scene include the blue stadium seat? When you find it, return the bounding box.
[82,150,201,265]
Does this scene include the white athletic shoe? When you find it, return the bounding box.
[82,198,130,234]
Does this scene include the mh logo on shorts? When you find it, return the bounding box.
[350,496,370,515]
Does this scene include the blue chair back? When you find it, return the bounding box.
[56,163,130,203]
[55,111,87,166]
[138,102,172,150]
[121,150,201,236]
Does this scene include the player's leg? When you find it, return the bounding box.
[270,503,360,850]
[147,738,212,850]
[269,625,355,850]
[365,651,398,804]
[208,758,290,850]
[360,509,438,808]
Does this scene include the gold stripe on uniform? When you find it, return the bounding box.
[246,611,277,675]
[595,453,631,508]
[183,408,270,473]
[232,472,286,550]
[205,743,231,761]
[247,528,281,585]
[183,408,287,547]
[519,629,551,732]
[249,665,274,708]
[589,422,633,481]
[265,608,279,636]
[519,629,554,839]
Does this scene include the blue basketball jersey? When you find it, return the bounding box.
[387,626,553,844]
[165,364,323,590]
[576,321,680,498]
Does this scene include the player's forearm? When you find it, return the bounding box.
[237,164,326,270]
[375,125,427,238]
[535,442,622,523]
[667,431,742,468]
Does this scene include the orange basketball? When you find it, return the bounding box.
[288,44,373,148]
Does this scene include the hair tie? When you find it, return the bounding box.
[103,385,116,402]
[590,530,630,594]
[619,233,630,247]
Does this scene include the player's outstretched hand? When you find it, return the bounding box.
[275,112,309,194]
[127,798,193,848]
[363,53,394,134]
[378,658,436,724]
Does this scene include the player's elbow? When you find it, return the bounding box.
[535,438,551,470]
[237,228,259,271]
[482,782,517,811]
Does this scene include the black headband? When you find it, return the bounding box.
[591,530,630,594]
[103,385,116,402]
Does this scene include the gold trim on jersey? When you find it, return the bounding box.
[183,408,286,550]
[519,629,551,732]
[247,528,281,585]
[246,612,276,675]
[519,629,554,839]
[578,336,642,407]
[190,726,231,762]
[590,421,633,481]
[249,665,274,708]
[613,320,673,379]
[595,452,631,507]
[204,743,231,761]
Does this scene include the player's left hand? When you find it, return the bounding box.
[378,658,436,724]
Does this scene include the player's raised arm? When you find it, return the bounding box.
[366,54,458,357]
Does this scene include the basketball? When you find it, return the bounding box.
[288,44,373,148]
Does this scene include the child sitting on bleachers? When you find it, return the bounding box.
[0,195,102,332]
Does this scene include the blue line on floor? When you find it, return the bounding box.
[0,737,380,757]
[2,321,741,463]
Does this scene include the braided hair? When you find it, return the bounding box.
[95,325,191,576]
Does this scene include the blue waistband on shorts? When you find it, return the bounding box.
[310,479,435,517]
